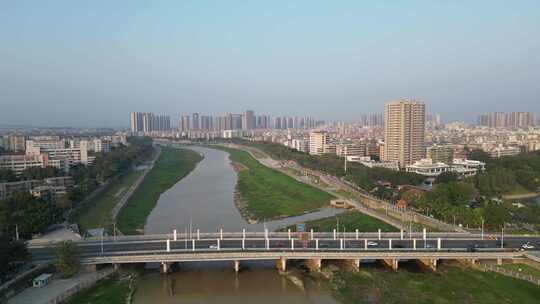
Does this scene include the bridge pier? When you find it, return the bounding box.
[160,262,172,274]
[344,259,361,272]
[276,257,287,272]
[382,259,399,271]
[417,258,437,271]
[305,258,322,272]
[233,260,241,273]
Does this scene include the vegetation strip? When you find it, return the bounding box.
[331,264,540,304]
[214,145,335,221]
[117,147,203,235]
[284,210,398,232]
[64,275,131,304]
[74,169,145,233]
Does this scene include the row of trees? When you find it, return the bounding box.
[68,136,154,203]
[469,149,540,196]
[232,139,424,192]
[406,149,540,230]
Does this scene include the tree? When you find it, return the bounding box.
[0,192,59,238]
[19,166,62,180]
[435,172,458,184]
[469,149,491,163]
[55,240,79,278]
[0,236,29,281]
[0,168,17,183]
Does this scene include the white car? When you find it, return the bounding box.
[367,241,378,247]
[209,244,219,249]
[521,243,535,250]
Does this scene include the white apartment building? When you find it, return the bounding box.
[291,139,309,153]
[405,158,450,177]
[487,146,521,158]
[309,131,329,156]
[94,139,112,153]
[336,143,365,158]
[0,154,51,175]
[347,156,400,171]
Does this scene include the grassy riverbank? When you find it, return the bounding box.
[117,147,203,234]
[65,276,130,304]
[285,210,398,232]
[215,146,335,221]
[331,264,540,304]
[74,169,145,233]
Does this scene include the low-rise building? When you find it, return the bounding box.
[0,154,50,175]
[486,146,521,158]
[405,159,450,177]
[347,156,399,171]
[0,176,73,200]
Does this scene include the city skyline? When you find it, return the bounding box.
[2,1,540,127]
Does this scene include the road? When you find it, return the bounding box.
[29,234,540,262]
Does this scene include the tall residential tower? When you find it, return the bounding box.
[383,99,426,167]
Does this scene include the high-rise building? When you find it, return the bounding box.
[476,112,536,128]
[130,112,170,132]
[309,131,329,156]
[384,99,426,167]
[243,110,255,130]
[179,115,191,131]
[192,113,200,130]
[130,112,144,132]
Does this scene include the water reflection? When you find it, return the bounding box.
[134,262,338,304]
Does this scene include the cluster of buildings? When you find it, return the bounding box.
[130,111,323,139]
[0,134,127,201]
[275,99,490,179]
[0,135,127,175]
[130,112,172,133]
[0,176,74,201]
[477,112,537,129]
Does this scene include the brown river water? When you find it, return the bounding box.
[134,146,341,304]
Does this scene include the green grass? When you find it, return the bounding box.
[285,210,398,232]
[215,146,335,220]
[65,276,130,304]
[333,264,540,304]
[500,264,540,279]
[74,169,144,233]
[117,147,203,234]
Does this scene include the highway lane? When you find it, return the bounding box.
[30,237,540,261]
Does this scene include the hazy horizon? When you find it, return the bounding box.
[1,1,539,127]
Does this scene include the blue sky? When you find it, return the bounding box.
[1,0,539,126]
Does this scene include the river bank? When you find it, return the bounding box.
[215,145,336,222]
[117,147,203,235]
[328,262,540,303]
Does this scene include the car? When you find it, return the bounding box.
[425,243,434,249]
[319,242,330,248]
[466,245,477,252]
[521,242,535,250]
[209,244,219,249]
[367,241,378,247]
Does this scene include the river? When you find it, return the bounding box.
[134,146,341,304]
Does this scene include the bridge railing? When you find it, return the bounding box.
[81,231,520,243]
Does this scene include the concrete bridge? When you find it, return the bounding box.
[29,230,540,274]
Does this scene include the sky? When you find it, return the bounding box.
[1,0,539,127]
